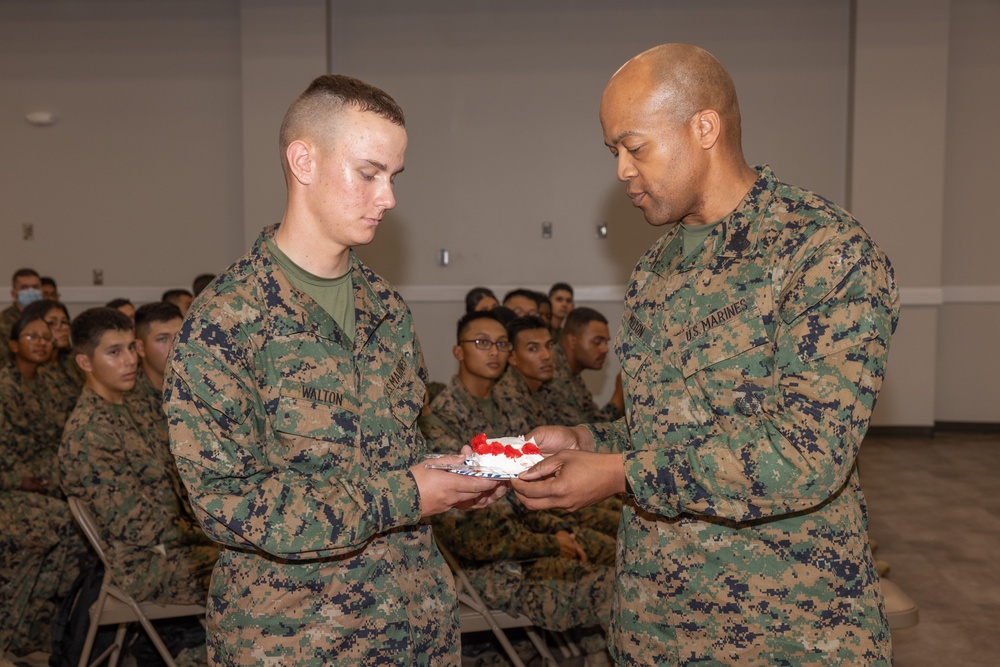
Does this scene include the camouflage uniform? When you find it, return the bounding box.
[125,370,199,526]
[0,304,18,367]
[60,387,217,605]
[0,365,61,493]
[418,373,530,454]
[547,345,624,425]
[594,166,897,665]
[492,368,563,432]
[1,364,87,654]
[0,490,87,655]
[163,226,456,666]
[433,496,612,633]
[37,350,85,421]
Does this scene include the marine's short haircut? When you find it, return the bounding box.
[562,307,608,338]
[11,268,40,286]
[279,74,405,175]
[41,276,58,289]
[505,315,550,348]
[503,288,543,306]
[489,306,518,329]
[134,302,183,338]
[71,308,134,356]
[105,298,133,310]
[464,286,498,314]
[10,300,53,341]
[549,282,574,297]
[455,310,504,343]
[192,273,215,296]
[161,289,193,303]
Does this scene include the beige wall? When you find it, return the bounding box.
[0,0,245,289]
[1,0,997,424]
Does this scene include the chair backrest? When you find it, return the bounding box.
[67,496,114,573]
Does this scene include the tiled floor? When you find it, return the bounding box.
[860,432,1000,667]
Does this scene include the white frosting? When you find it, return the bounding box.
[467,436,543,475]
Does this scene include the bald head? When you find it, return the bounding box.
[606,43,742,149]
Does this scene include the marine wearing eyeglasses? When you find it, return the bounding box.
[419,310,528,454]
[36,300,84,421]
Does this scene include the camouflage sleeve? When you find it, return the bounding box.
[432,500,560,563]
[165,336,422,560]
[624,237,897,522]
[585,417,631,454]
[61,426,181,546]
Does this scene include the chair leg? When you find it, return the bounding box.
[129,604,178,667]
[79,588,110,667]
[107,623,128,667]
[524,628,561,667]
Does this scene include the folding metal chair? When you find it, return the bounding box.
[437,543,561,667]
[66,497,205,667]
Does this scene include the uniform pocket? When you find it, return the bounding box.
[677,304,774,431]
[272,390,359,471]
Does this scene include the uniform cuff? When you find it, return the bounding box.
[622,448,680,517]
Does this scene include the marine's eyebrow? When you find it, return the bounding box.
[607,130,640,147]
[364,158,405,176]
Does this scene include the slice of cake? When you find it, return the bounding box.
[467,433,543,476]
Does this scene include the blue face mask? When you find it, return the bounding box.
[17,287,43,308]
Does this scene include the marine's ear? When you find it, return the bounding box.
[75,352,93,374]
[694,109,721,150]
[286,140,316,186]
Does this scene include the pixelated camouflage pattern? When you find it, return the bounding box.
[60,387,217,604]
[126,370,200,526]
[588,167,897,665]
[433,496,612,633]
[0,305,18,367]
[546,345,624,426]
[36,350,84,422]
[418,373,530,454]
[0,490,88,655]
[491,368,556,432]
[0,365,64,493]
[163,226,457,666]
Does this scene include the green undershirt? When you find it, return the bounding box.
[267,239,355,342]
[680,220,724,258]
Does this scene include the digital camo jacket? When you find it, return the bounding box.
[163,226,456,666]
[0,365,64,493]
[60,387,216,603]
[591,166,899,666]
[418,373,529,455]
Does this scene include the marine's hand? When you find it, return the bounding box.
[511,450,626,512]
[524,424,596,456]
[411,455,506,518]
[555,530,588,562]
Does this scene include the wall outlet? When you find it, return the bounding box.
[22,223,33,240]
[93,269,104,285]
[542,221,553,239]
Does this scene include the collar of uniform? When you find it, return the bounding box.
[250,225,388,345]
[351,258,390,348]
[713,164,777,259]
